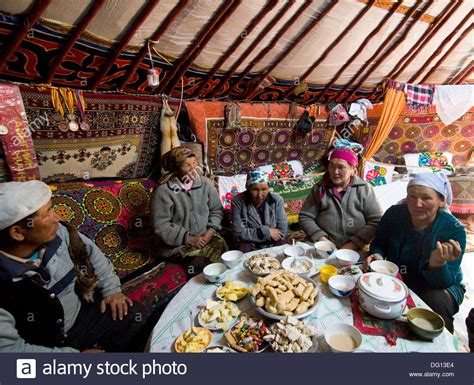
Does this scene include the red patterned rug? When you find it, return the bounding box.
[122,262,186,308]
[50,178,158,279]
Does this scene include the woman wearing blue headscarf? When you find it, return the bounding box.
[365,173,466,332]
[231,169,288,252]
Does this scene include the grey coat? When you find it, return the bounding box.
[151,176,223,258]
[299,175,382,249]
[231,191,288,243]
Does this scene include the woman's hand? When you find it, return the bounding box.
[429,240,462,269]
[269,228,283,242]
[100,293,133,321]
[202,228,215,243]
[186,234,201,247]
[318,236,330,242]
[364,253,383,270]
[187,230,213,248]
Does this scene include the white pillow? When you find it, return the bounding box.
[217,174,247,209]
[404,152,454,175]
[363,160,395,187]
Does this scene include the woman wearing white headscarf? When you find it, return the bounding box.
[231,170,288,253]
[365,173,466,332]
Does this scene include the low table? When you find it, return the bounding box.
[149,244,456,353]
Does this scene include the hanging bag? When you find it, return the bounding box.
[295,110,313,134]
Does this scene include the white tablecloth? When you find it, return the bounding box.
[149,244,456,353]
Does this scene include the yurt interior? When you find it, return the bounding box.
[0,0,472,354]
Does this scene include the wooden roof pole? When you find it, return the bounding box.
[118,0,189,90]
[0,0,52,73]
[311,0,403,104]
[208,0,295,99]
[155,0,236,95]
[90,0,160,90]
[450,60,473,84]
[164,0,242,94]
[193,0,278,98]
[336,0,424,102]
[281,0,376,100]
[244,0,338,100]
[368,1,459,101]
[410,13,473,83]
[457,66,474,83]
[345,0,432,102]
[224,1,312,97]
[421,24,473,83]
[45,0,106,84]
[388,1,460,80]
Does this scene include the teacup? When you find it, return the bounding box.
[203,263,228,283]
[369,260,399,277]
[221,250,244,269]
[314,241,336,258]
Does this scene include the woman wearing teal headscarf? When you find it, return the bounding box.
[366,172,466,332]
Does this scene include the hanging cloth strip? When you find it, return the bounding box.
[405,83,434,112]
[433,85,474,126]
[50,87,64,119]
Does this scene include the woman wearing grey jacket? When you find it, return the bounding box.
[231,170,288,252]
[151,147,228,274]
[299,141,382,251]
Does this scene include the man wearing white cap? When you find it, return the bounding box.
[0,181,149,352]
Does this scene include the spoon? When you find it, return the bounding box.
[188,309,197,338]
[290,239,302,270]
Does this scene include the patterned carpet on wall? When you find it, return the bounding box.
[186,102,333,175]
[374,111,473,167]
[50,178,158,279]
[20,86,163,182]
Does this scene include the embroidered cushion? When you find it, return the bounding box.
[363,160,395,187]
[404,152,454,175]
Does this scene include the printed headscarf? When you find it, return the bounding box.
[246,169,269,188]
[328,139,363,167]
[407,172,453,205]
[158,146,196,185]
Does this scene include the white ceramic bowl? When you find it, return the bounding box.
[283,246,305,258]
[334,249,360,267]
[203,263,228,283]
[314,241,337,258]
[324,323,362,353]
[369,260,399,276]
[328,275,356,297]
[221,250,244,269]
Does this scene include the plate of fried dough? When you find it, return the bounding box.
[249,270,320,320]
